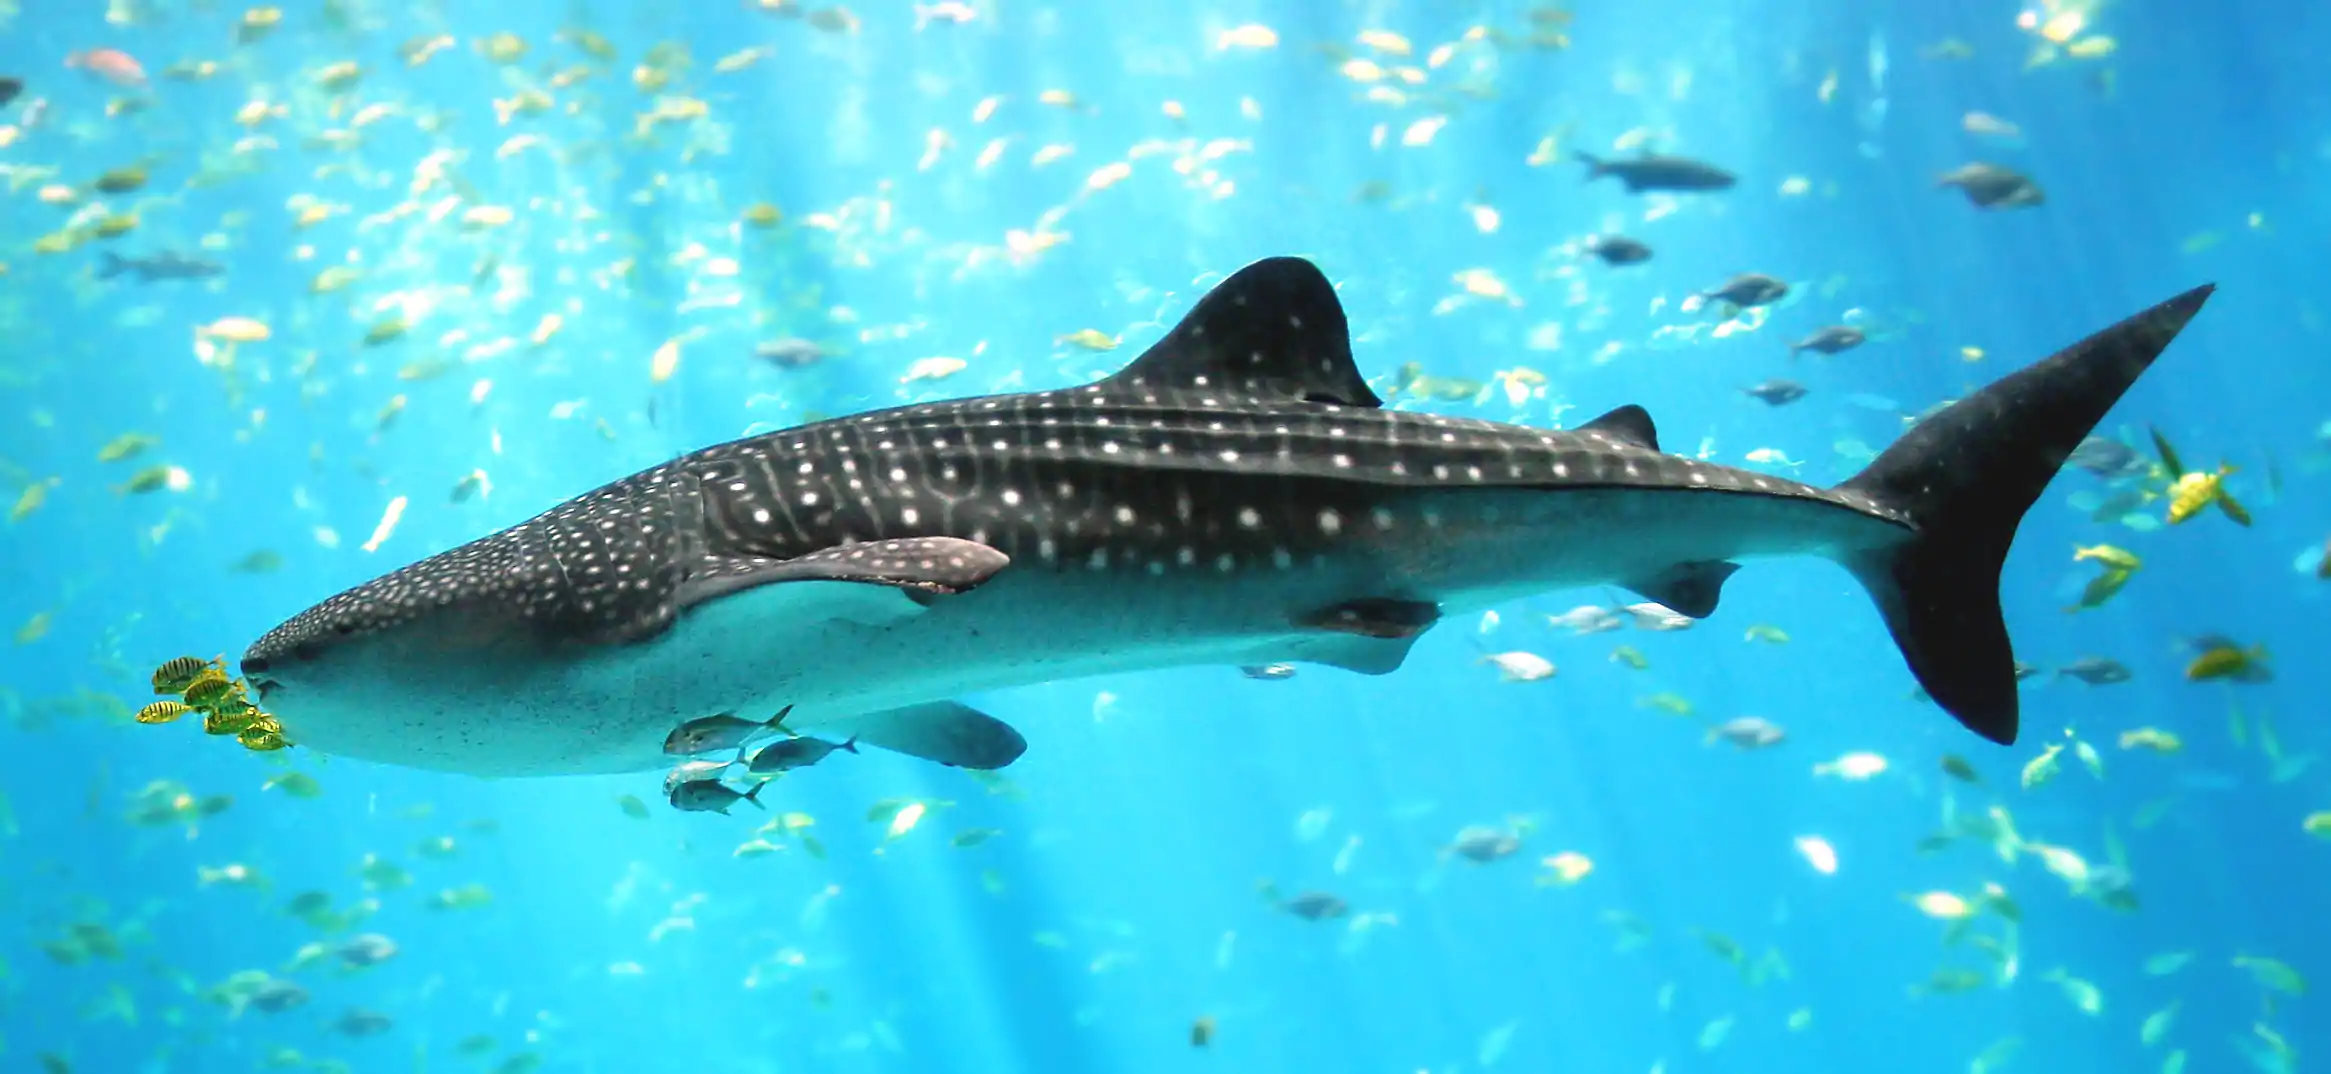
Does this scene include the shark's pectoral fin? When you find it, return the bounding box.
[853,702,1028,770]
[1295,597,1441,639]
[678,536,1010,615]
[1623,560,1740,619]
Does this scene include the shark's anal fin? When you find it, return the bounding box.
[1623,560,1739,619]
[853,702,1028,770]
[1579,404,1659,451]
[678,536,1010,610]
[1104,256,1380,408]
[1295,597,1441,640]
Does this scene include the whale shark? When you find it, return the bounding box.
[238,256,2214,777]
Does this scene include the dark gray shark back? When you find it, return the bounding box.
[244,256,2217,749]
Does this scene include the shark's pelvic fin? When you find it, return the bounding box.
[852,701,1028,770]
[1579,404,1658,450]
[1281,631,1421,676]
[1836,284,2216,746]
[1105,256,1382,408]
[1622,560,1740,619]
[677,536,1011,610]
[1296,597,1441,639]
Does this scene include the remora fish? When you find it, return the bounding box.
[238,257,2214,776]
[1575,150,1738,193]
[100,249,226,282]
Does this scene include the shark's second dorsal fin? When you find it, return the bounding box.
[1104,256,1381,408]
[1579,404,1658,451]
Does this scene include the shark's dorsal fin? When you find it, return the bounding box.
[1104,256,1381,408]
[1580,404,1658,450]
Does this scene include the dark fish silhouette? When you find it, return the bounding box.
[1585,235,1653,265]
[1576,150,1736,193]
[1701,273,1789,309]
[2055,657,2131,686]
[755,337,825,368]
[1790,325,1867,357]
[1939,163,2044,210]
[1743,379,1809,406]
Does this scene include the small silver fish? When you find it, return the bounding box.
[1239,663,1297,680]
[663,705,794,756]
[662,758,734,796]
[1709,716,1786,749]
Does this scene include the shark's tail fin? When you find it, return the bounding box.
[1573,150,1607,180]
[97,250,126,279]
[1834,285,2215,745]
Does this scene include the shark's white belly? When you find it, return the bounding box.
[270,488,1904,776]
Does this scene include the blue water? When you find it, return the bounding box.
[2,1,2324,1072]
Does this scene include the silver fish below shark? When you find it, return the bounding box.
[236,256,2216,777]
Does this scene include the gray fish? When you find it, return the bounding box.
[99,249,225,282]
[2068,436,2146,480]
[1282,891,1349,921]
[0,77,20,108]
[664,705,793,756]
[1585,235,1653,265]
[2056,656,2131,686]
[238,256,2216,772]
[1576,150,1736,193]
[667,776,766,815]
[1709,716,1786,749]
[337,933,398,967]
[332,1008,395,1037]
[1789,325,1866,357]
[756,338,825,368]
[251,979,309,1013]
[1701,273,1789,309]
[1239,662,1297,680]
[1447,825,1522,863]
[1938,163,2045,210]
[1743,379,1809,406]
[745,734,858,776]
